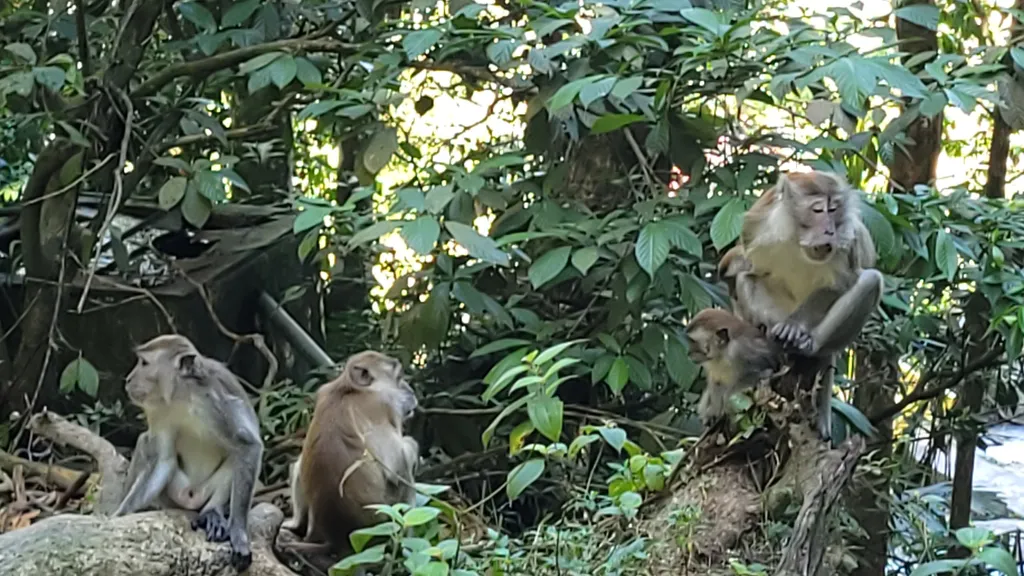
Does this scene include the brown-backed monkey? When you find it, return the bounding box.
[727,170,883,439]
[686,308,783,426]
[283,350,419,559]
[113,335,263,571]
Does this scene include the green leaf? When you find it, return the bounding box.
[401,216,440,255]
[0,71,34,96]
[348,522,401,553]
[831,398,877,439]
[338,104,375,119]
[598,427,626,452]
[154,156,192,174]
[239,51,283,74]
[679,274,712,314]
[445,221,510,267]
[680,8,726,37]
[710,198,745,250]
[909,560,967,576]
[919,91,947,117]
[158,177,188,211]
[571,247,599,274]
[662,218,702,256]
[403,28,443,59]
[591,114,646,135]
[977,547,1018,575]
[294,57,323,86]
[333,544,386,572]
[610,77,642,100]
[350,220,401,246]
[297,100,344,121]
[665,335,697,388]
[533,340,584,366]
[4,43,36,65]
[547,76,598,111]
[1012,47,1024,71]
[483,346,530,386]
[178,1,217,32]
[268,55,297,89]
[194,170,226,202]
[486,39,517,66]
[222,0,259,27]
[894,4,939,31]
[362,127,398,174]
[527,395,563,442]
[935,230,957,281]
[635,222,671,278]
[403,507,441,527]
[60,357,99,397]
[470,338,533,359]
[425,184,455,214]
[606,356,629,394]
[32,66,65,91]
[954,526,993,549]
[506,459,545,500]
[247,66,273,93]
[529,246,571,289]
[181,186,212,228]
[294,204,333,235]
[579,76,617,108]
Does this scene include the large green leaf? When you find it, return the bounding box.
[239,52,283,74]
[400,216,440,255]
[178,1,217,32]
[294,57,323,86]
[606,356,629,394]
[662,217,702,256]
[222,0,260,27]
[935,230,957,281]
[445,221,510,266]
[297,99,344,121]
[635,222,670,278]
[362,128,398,174]
[710,198,745,250]
[547,76,600,111]
[293,204,333,235]
[579,76,617,107]
[977,547,1018,575]
[268,54,297,89]
[470,338,533,359]
[571,246,599,274]
[181,185,212,228]
[158,177,188,211]
[894,4,939,31]
[506,458,545,500]
[527,395,563,442]
[591,114,646,135]
[403,28,443,59]
[528,246,571,289]
[59,357,99,397]
[32,66,65,91]
[679,8,726,37]
[4,43,36,65]
[350,221,401,246]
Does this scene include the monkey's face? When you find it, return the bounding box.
[126,349,169,407]
[347,352,418,420]
[126,339,193,407]
[785,173,851,263]
[685,327,728,364]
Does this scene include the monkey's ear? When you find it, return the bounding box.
[775,173,795,199]
[177,353,201,379]
[714,328,730,345]
[351,364,374,387]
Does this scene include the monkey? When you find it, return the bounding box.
[113,334,264,571]
[686,308,783,426]
[283,350,419,561]
[724,170,884,440]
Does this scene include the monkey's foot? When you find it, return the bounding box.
[191,509,229,543]
[770,322,813,355]
[230,531,253,572]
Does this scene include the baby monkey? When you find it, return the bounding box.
[686,308,783,426]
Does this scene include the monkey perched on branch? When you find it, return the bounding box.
[113,334,264,571]
[719,170,883,440]
[686,308,783,427]
[283,350,419,562]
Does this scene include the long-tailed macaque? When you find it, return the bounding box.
[283,350,419,559]
[686,308,783,426]
[723,171,883,439]
[114,335,264,571]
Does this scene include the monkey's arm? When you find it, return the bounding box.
[114,431,175,516]
[221,397,264,571]
[773,269,883,356]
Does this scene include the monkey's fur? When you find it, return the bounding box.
[114,334,263,571]
[686,308,782,426]
[284,350,419,559]
[720,171,883,439]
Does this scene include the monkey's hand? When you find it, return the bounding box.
[191,508,230,542]
[770,321,813,355]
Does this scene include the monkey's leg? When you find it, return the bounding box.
[814,361,836,442]
[115,432,176,516]
[225,433,263,572]
[282,456,308,536]
[697,381,732,428]
[776,269,882,356]
[190,462,234,542]
[770,288,841,354]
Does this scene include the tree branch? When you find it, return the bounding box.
[868,347,1003,424]
[133,37,359,98]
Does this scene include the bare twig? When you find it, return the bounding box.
[182,273,278,389]
[76,90,133,314]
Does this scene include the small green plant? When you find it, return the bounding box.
[728,559,769,575]
[909,527,1018,576]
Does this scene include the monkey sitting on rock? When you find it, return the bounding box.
[113,334,263,572]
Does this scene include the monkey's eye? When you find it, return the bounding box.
[140,358,149,367]
[811,207,825,214]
